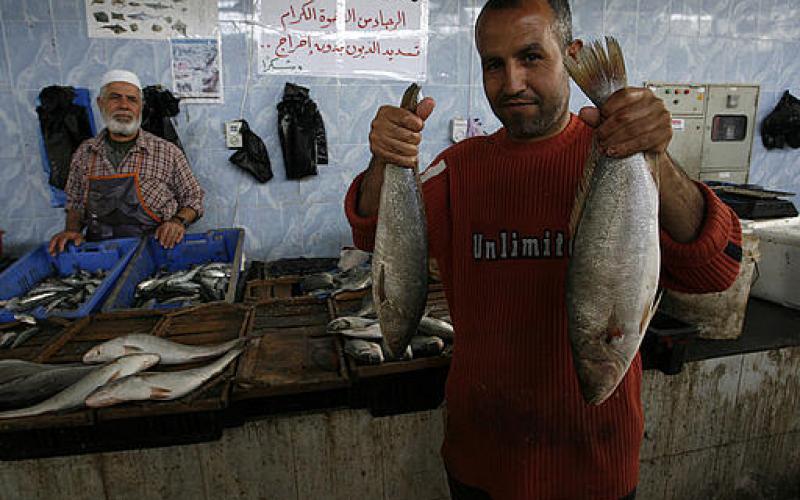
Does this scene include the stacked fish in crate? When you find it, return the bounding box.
[0,238,140,347]
[102,229,244,312]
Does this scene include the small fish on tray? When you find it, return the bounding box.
[133,262,231,309]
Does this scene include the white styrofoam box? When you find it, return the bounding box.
[749,217,800,309]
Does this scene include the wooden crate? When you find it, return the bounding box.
[35,309,166,364]
[233,296,349,399]
[0,310,165,433]
[94,302,252,422]
[332,284,453,380]
[0,317,71,363]
[244,276,304,302]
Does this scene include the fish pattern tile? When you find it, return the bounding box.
[1,0,800,260]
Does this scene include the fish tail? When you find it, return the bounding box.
[564,36,628,106]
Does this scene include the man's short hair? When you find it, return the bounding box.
[477,0,573,49]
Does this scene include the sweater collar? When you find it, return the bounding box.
[487,113,586,155]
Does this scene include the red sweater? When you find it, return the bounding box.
[344,115,741,499]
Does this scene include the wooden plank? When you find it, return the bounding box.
[641,356,742,459]
[29,454,107,500]
[290,413,336,499]
[731,347,800,440]
[661,447,723,500]
[196,418,297,500]
[34,316,91,363]
[714,433,800,500]
[376,409,449,500]
[99,444,206,500]
[327,410,384,500]
[637,457,667,500]
[346,352,451,379]
[0,320,70,362]
[234,333,348,399]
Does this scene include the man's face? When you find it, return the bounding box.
[98,81,142,138]
[476,1,572,141]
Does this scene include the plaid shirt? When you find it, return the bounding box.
[65,130,204,221]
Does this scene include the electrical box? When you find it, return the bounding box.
[645,82,760,184]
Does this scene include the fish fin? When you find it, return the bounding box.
[604,308,624,344]
[150,386,172,400]
[123,344,144,355]
[568,140,600,238]
[375,263,387,306]
[563,36,628,106]
[639,289,664,337]
[109,370,123,382]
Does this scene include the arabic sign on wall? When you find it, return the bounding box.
[85,0,218,40]
[257,0,428,81]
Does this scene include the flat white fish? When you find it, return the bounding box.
[0,354,159,419]
[85,348,243,408]
[563,37,661,405]
[82,334,244,365]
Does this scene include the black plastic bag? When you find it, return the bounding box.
[761,90,800,149]
[36,86,94,190]
[229,120,273,183]
[142,85,185,151]
[277,83,328,180]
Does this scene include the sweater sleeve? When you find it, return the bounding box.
[659,182,742,293]
[343,158,453,269]
[344,171,379,251]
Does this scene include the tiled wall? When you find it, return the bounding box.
[0,0,798,259]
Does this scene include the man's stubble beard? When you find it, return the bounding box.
[494,73,570,140]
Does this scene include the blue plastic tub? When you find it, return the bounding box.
[0,238,141,323]
[102,228,245,311]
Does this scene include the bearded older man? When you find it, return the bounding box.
[48,70,204,254]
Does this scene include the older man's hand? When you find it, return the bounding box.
[48,231,83,256]
[578,86,672,158]
[155,220,185,249]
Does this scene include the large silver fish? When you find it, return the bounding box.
[85,348,243,407]
[372,83,429,360]
[0,361,95,410]
[563,37,661,405]
[82,333,244,365]
[0,354,160,419]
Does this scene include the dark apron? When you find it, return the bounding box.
[84,150,160,241]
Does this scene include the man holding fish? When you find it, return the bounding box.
[49,69,204,255]
[345,0,742,498]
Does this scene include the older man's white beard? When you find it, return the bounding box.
[103,112,141,138]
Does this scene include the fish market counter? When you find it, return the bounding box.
[0,296,797,500]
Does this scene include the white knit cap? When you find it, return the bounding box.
[99,69,141,91]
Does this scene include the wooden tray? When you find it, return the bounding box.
[244,276,304,302]
[334,283,453,379]
[233,297,349,399]
[95,302,252,422]
[0,317,71,363]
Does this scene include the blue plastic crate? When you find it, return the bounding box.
[0,238,141,323]
[102,228,245,312]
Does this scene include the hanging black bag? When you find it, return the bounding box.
[761,90,800,149]
[142,85,185,151]
[277,83,328,180]
[229,120,273,183]
[36,86,94,190]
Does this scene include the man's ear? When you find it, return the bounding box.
[566,39,583,60]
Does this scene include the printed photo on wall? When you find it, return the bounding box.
[170,37,223,103]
